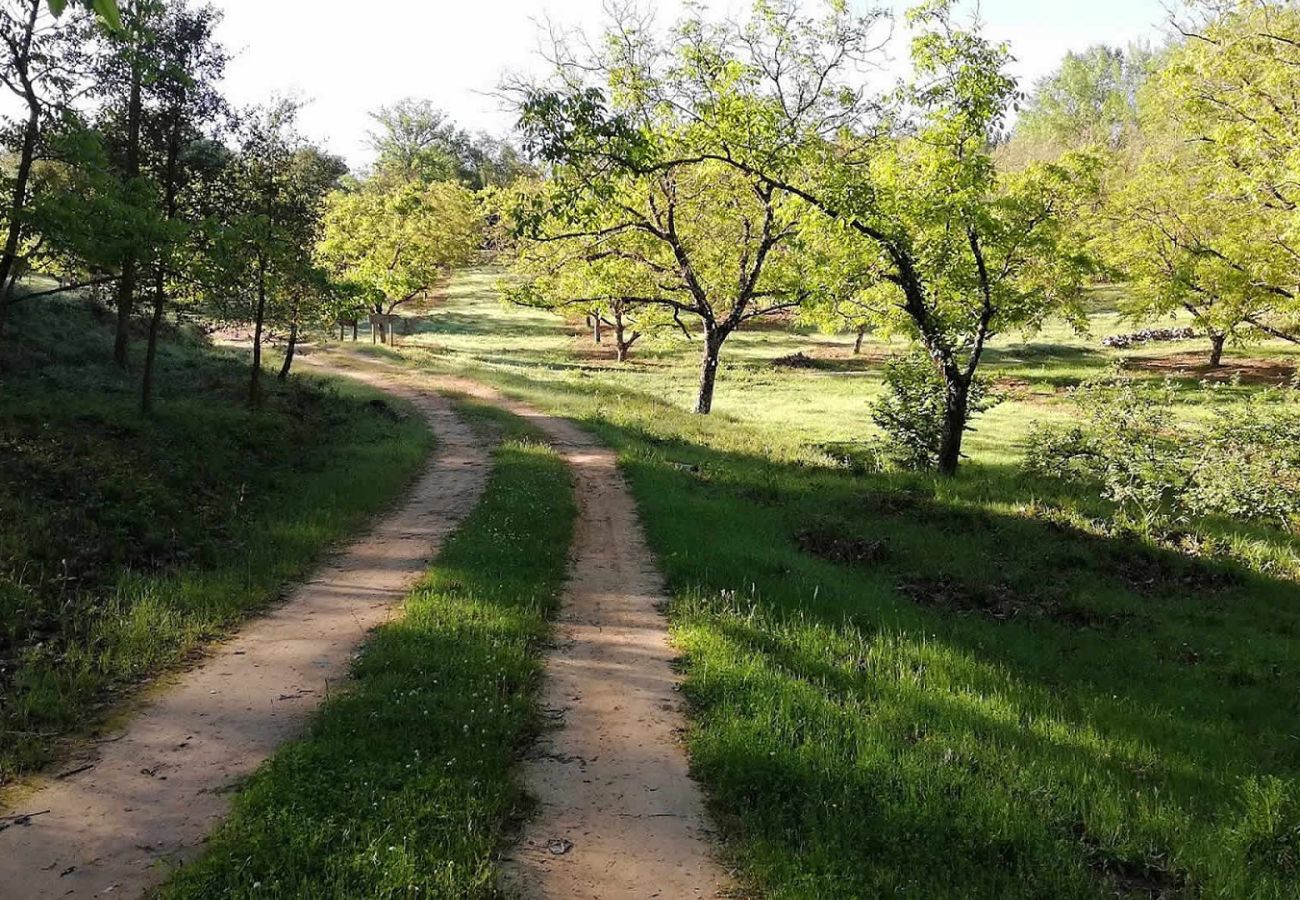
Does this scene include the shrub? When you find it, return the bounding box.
[1026,373,1300,533]
[872,352,993,470]
[1190,385,1300,528]
[1025,375,1188,531]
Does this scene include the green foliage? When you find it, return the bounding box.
[872,351,992,470]
[1190,383,1300,529]
[1094,1,1300,355]
[48,0,120,30]
[161,413,574,899]
[367,98,535,190]
[1025,374,1189,532]
[1026,373,1300,533]
[318,171,480,315]
[1007,44,1153,162]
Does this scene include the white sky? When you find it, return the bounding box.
[212,0,1170,169]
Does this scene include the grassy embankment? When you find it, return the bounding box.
[383,269,1300,899]
[0,293,431,783]
[161,401,574,898]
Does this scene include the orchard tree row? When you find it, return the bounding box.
[0,0,490,408]
[497,0,1300,474]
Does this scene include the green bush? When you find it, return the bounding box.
[872,351,993,470]
[1025,373,1300,532]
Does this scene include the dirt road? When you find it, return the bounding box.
[0,363,490,898]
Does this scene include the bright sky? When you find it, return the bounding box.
[213,0,1169,170]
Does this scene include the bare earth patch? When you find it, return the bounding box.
[1124,352,1296,385]
[0,358,491,899]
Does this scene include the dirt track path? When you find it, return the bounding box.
[0,361,490,899]
[422,374,733,899]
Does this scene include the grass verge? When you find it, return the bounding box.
[160,402,574,898]
[0,295,432,782]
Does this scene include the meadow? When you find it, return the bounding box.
[382,269,1300,899]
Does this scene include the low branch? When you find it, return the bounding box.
[5,275,120,306]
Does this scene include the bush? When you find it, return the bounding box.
[872,352,992,470]
[1024,375,1188,531]
[1191,386,1300,527]
[1025,373,1300,532]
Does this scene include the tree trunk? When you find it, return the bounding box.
[935,375,970,476]
[278,320,297,380]
[1208,332,1226,368]
[140,268,166,414]
[854,326,865,355]
[593,315,602,344]
[140,102,183,416]
[249,252,268,407]
[0,109,38,326]
[612,316,630,362]
[112,60,145,369]
[695,329,725,415]
[0,1,41,349]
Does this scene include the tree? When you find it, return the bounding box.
[138,0,226,413]
[204,102,340,406]
[84,0,167,368]
[506,218,677,363]
[1093,0,1300,365]
[518,0,1099,470]
[367,98,536,189]
[366,98,464,183]
[0,0,80,340]
[317,168,479,341]
[506,153,813,413]
[1004,43,1154,164]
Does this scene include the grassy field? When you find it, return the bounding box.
[162,401,574,899]
[382,269,1300,899]
[0,294,431,784]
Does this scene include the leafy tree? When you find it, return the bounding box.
[366,98,464,184]
[518,0,1100,468]
[367,98,535,189]
[506,154,813,413]
[506,221,678,363]
[317,169,479,340]
[75,0,186,368]
[1004,43,1154,164]
[137,0,226,412]
[1098,150,1284,366]
[204,101,341,406]
[0,0,82,340]
[1097,0,1300,364]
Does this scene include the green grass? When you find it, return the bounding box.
[160,402,574,899]
[0,294,432,783]
[388,269,1300,899]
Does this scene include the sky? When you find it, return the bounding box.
[212,0,1170,169]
